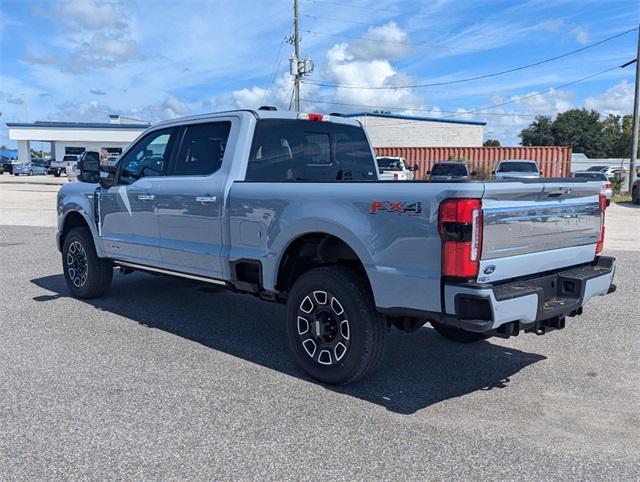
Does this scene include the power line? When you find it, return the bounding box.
[304,0,475,21]
[300,98,543,117]
[443,64,623,119]
[301,14,525,41]
[303,27,638,90]
[264,33,290,104]
[301,29,479,53]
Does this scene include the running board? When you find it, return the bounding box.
[114,261,227,286]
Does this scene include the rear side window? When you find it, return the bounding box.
[431,163,468,176]
[172,121,231,176]
[245,119,376,181]
[497,161,538,173]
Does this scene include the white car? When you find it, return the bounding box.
[572,171,613,205]
[586,165,623,181]
[376,156,415,181]
[493,160,540,180]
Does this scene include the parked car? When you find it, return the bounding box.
[586,165,624,180]
[49,154,80,177]
[572,171,612,206]
[56,109,615,385]
[428,161,473,181]
[13,159,48,176]
[632,178,640,204]
[493,160,540,180]
[1,157,21,174]
[376,156,415,180]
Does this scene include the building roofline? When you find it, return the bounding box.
[342,111,487,126]
[6,121,150,129]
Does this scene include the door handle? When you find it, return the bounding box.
[137,194,155,201]
[195,196,217,203]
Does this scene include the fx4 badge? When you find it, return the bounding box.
[370,201,423,215]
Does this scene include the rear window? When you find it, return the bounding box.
[497,161,538,173]
[587,166,608,172]
[245,120,376,182]
[377,157,404,171]
[431,163,468,176]
[573,172,606,180]
[63,155,77,162]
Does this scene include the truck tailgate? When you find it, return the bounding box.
[478,181,602,283]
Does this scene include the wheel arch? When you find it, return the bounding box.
[274,231,374,299]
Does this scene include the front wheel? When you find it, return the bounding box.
[286,266,386,385]
[62,227,113,298]
[28,170,33,176]
[432,322,486,343]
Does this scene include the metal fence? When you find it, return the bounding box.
[375,146,573,179]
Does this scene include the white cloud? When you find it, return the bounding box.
[349,22,412,61]
[316,23,424,111]
[571,25,589,45]
[585,80,633,116]
[57,0,125,31]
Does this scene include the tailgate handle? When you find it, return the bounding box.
[546,187,572,198]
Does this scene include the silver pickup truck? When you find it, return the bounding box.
[56,109,616,384]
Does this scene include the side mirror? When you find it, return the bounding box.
[99,164,117,189]
[426,170,431,174]
[78,158,101,183]
[491,170,496,175]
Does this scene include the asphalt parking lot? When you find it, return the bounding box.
[1,176,639,479]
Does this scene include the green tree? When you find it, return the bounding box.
[551,109,604,158]
[519,116,554,146]
[483,139,501,146]
[600,114,623,157]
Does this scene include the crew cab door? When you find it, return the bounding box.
[99,127,178,265]
[154,119,234,279]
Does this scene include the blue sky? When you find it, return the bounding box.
[1,0,639,147]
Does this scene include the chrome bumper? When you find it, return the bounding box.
[443,256,616,333]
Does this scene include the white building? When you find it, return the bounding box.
[7,115,149,163]
[344,112,485,148]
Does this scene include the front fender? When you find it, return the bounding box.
[57,184,104,257]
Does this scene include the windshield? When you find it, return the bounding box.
[497,161,538,173]
[246,120,376,182]
[431,163,468,176]
[573,172,606,180]
[377,158,404,171]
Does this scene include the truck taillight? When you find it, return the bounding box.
[603,181,612,190]
[596,194,606,253]
[439,199,482,278]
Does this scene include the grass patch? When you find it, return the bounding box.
[612,193,632,203]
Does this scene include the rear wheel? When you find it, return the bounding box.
[54,171,61,177]
[432,323,486,343]
[633,186,639,205]
[28,170,33,176]
[62,227,113,298]
[286,266,386,384]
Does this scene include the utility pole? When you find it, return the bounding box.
[290,0,313,111]
[629,25,640,192]
[293,0,300,111]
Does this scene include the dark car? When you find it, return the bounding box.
[428,161,472,181]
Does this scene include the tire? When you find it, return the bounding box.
[432,323,486,343]
[62,227,113,299]
[286,266,386,385]
[633,187,639,205]
[13,173,18,176]
[28,170,33,176]
[54,172,61,177]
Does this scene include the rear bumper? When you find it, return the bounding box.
[443,256,615,333]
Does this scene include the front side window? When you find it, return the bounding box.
[172,122,231,176]
[246,120,376,182]
[118,128,174,185]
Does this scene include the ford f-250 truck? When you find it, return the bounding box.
[56,109,616,384]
